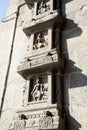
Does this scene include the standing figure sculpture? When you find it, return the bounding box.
[31,79,43,101]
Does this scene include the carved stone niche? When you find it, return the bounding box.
[27,27,52,56]
[22,72,54,107]
[8,104,62,130]
[32,30,49,53]
[24,24,61,56]
[36,0,50,15]
[26,0,59,16]
[28,75,48,103]
[23,0,63,36]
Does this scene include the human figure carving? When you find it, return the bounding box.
[31,79,43,101]
[33,33,48,50]
[8,114,26,130]
[39,111,53,128]
[38,0,48,14]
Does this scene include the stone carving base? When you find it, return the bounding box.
[8,104,62,130]
[17,49,65,79]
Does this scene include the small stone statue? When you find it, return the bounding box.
[31,79,43,101]
[39,111,53,129]
[37,0,50,14]
[33,33,48,50]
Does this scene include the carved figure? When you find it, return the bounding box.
[33,33,48,50]
[31,79,43,101]
[42,85,48,100]
[8,114,26,130]
[37,0,50,14]
[39,111,53,129]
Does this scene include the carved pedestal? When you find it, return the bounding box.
[9,104,61,130]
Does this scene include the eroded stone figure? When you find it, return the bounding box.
[31,79,43,101]
[33,32,48,50]
[37,0,50,14]
[31,78,48,101]
[39,111,53,129]
[8,114,26,130]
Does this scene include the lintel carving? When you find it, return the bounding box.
[29,76,48,102]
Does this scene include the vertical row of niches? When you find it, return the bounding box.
[22,0,60,56]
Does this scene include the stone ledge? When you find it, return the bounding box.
[8,104,61,130]
[22,11,62,35]
[17,49,64,79]
[17,104,62,112]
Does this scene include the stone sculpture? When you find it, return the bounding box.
[37,0,50,14]
[39,111,53,129]
[33,32,48,50]
[8,114,26,130]
[31,78,48,101]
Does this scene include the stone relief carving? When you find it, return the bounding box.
[37,0,50,15]
[33,32,48,50]
[31,78,48,101]
[39,111,53,129]
[8,114,27,130]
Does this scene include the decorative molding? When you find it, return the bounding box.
[8,114,27,130]
[17,49,64,79]
[8,106,60,130]
[22,10,60,35]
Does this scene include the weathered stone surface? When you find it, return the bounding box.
[17,49,64,78]
[12,104,60,130]
[0,0,87,130]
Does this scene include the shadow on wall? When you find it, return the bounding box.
[61,0,87,130]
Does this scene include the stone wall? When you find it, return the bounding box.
[62,0,87,130]
[0,0,87,130]
[0,1,30,129]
